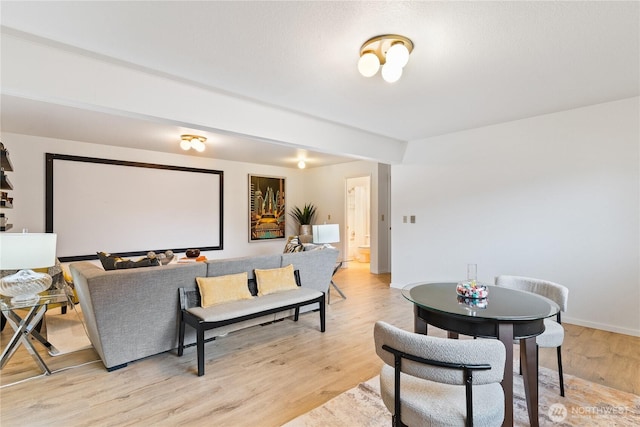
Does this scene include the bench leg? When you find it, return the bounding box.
[177,314,185,357]
[320,294,326,332]
[197,326,205,376]
[294,307,300,321]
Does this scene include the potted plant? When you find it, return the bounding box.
[289,203,317,236]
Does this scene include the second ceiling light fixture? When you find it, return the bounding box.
[180,134,207,152]
[357,34,414,83]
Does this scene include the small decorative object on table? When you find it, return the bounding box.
[177,250,207,263]
[185,248,200,258]
[147,250,175,265]
[456,280,489,299]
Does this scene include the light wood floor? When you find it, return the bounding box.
[1,263,638,426]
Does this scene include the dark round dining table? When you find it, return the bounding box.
[403,282,559,427]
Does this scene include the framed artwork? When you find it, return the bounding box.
[249,174,286,242]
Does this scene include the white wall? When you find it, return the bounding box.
[2,133,309,259]
[3,131,390,270]
[304,160,390,274]
[391,98,640,336]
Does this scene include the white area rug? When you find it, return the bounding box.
[44,305,92,356]
[284,366,640,426]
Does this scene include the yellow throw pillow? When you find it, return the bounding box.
[255,264,298,296]
[197,272,252,308]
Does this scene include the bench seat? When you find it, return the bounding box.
[186,287,323,322]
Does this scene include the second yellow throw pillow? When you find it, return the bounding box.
[197,272,252,307]
[255,264,298,296]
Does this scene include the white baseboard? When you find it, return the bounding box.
[563,316,640,337]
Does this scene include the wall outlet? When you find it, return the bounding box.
[327,214,331,220]
[410,215,416,223]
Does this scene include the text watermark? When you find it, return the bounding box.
[548,403,631,423]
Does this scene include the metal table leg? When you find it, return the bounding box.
[328,262,346,304]
[1,304,53,374]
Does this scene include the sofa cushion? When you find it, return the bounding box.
[196,272,253,307]
[255,264,298,296]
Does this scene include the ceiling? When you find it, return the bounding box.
[1,1,638,168]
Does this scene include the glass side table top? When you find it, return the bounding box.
[0,290,69,311]
[402,282,559,320]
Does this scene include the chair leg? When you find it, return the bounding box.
[319,295,326,332]
[391,414,408,427]
[197,326,205,376]
[177,314,185,357]
[557,345,565,397]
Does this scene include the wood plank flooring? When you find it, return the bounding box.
[1,262,638,426]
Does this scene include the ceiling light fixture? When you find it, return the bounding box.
[357,34,414,83]
[297,160,306,169]
[180,134,206,152]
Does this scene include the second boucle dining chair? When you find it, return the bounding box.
[495,275,569,396]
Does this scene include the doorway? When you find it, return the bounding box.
[345,176,371,267]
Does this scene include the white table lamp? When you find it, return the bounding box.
[0,233,58,304]
[312,224,340,246]
[311,224,345,302]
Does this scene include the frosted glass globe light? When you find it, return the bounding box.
[358,52,380,77]
[386,42,410,68]
[297,160,306,169]
[180,139,191,150]
[192,139,205,152]
[381,63,403,83]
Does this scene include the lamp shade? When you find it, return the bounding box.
[312,224,340,244]
[0,233,57,270]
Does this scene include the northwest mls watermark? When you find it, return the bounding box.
[548,403,631,423]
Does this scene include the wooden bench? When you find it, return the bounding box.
[178,270,325,376]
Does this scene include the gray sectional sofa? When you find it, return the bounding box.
[69,249,338,371]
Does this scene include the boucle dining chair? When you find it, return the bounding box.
[494,275,569,396]
[374,321,506,427]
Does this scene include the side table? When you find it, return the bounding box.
[328,261,346,304]
[0,290,71,375]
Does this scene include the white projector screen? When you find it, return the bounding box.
[46,154,223,261]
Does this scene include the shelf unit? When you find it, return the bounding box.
[1,142,13,231]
